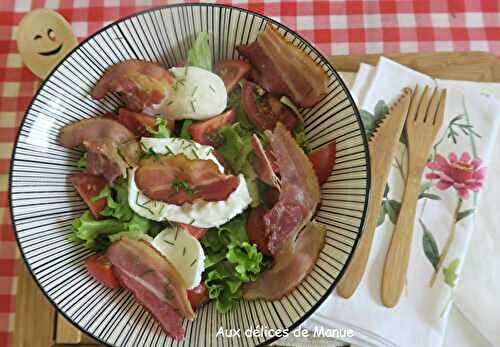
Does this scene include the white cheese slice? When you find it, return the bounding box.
[160,66,227,120]
[129,137,252,228]
[151,227,205,289]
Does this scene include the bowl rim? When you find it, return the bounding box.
[9,3,371,346]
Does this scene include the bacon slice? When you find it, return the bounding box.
[238,26,328,108]
[106,238,195,321]
[114,268,185,340]
[135,155,240,205]
[91,59,175,114]
[59,118,140,183]
[250,134,280,189]
[241,81,298,131]
[264,123,320,254]
[243,221,326,300]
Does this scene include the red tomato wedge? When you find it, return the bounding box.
[178,223,208,240]
[179,223,208,240]
[241,81,297,131]
[117,108,175,137]
[189,109,236,146]
[214,60,251,92]
[187,282,209,310]
[70,172,108,219]
[247,206,272,256]
[308,141,336,185]
[85,253,121,289]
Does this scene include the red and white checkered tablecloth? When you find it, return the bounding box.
[0,0,498,345]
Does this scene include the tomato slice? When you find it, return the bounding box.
[178,223,208,240]
[214,60,251,92]
[189,109,236,146]
[308,141,336,185]
[187,282,209,310]
[85,253,121,289]
[70,172,108,220]
[117,108,175,137]
[247,206,272,256]
[241,81,297,131]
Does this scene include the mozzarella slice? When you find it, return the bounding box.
[160,66,227,120]
[151,227,205,289]
[129,137,252,228]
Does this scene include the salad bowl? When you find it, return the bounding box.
[9,4,370,346]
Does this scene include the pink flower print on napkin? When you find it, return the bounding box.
[425,152,485,199]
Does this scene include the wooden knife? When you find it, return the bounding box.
[336,87,413,299]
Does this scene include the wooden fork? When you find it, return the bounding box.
[381,86,447,308]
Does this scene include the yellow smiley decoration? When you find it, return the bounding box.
[17,9,77,79]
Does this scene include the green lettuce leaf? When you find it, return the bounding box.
[77,152,87,169]
[201,213,265,313]
[179,120,193,140]
[93,180,134,221]
[186,32,212,71]
[146,117,171,138]
[72,179,163,251]
[70,211,126,249]
[227,242,263,282]
[216,123,253,173]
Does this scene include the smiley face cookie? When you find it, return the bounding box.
[17,9,77,79]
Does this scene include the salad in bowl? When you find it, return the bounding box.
[58,26,336,341]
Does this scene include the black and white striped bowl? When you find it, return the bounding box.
[9,4,370,347]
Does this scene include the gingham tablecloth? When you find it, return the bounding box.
[0,1,499,346]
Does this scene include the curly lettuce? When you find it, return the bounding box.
[71,179,163,251]
[186,32,212,71]
[201,213,265,313]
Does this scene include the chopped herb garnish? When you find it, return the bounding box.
[164,145,174,155]
[174,227,179,241]
[142,147,160,160]
[207,148,214,155]
[190,258,197,267]
[209,85,216,93]
[167,100,174,106]
[136,192,155,214]
[159,205,165,214]
[163,239,174,246]
[182,247,186,256]
[191,148,200,159]
[172,178,194,195]
[191,86,198,97]
[189,218,195,225]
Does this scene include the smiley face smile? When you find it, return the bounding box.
[38,43,63,56]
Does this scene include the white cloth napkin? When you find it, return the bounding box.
[454,82,500,347]
[304,57,500,347]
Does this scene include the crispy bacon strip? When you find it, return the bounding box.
[114,267,185,340]
[264,123,320,254]
[250,134,280,189]
[135,155,240,205]
[91,59,175,114]
[243,221,325,300]
[59,118,140,182]
[106,238,195,321]
[238,26,328,108]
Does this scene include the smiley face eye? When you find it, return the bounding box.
[33,34,42,40]
[47,28,56,41]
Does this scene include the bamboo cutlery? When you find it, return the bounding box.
[337,85,447,308]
